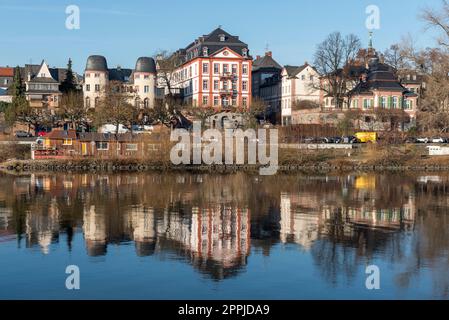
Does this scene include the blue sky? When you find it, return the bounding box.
[0,0,444,73]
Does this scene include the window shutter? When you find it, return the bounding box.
[378,96,382,108]
[399,97,403,109]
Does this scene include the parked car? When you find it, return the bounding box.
[341,136,359,144]
[15,130,33,138]
[303,137,322,144]
[131,125,154,134]
[323,137,342,144]
[355,132,377,143]
[431,137,447,143]
[99,124,129,134]
[416,137,430,143]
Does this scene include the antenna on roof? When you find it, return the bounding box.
[368,31,373,49]
[265,43,270,53]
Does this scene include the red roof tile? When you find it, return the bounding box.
[0,67,14,77]
[46,129,77,140]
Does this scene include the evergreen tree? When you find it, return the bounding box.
[60,58,77,93]
[9,66,24,98]
[5,66,31,129]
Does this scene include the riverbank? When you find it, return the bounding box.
[2,143,449,173]
[3,158,449,174]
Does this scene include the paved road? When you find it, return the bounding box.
[0,137,36,145]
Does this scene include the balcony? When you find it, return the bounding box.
[220,72,236,79]
[219,89,233,96]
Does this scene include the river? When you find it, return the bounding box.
[0,172,448,299]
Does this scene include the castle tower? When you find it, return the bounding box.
[133,57,156,108]
[83,55,109,109]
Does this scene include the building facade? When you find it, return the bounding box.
[167,28,252,108]
[252,51,283,122]
[280,64,321,125]
[346,56,419,130]
[24,60,62,109]
[0,67,13,103]
[83,55,157,109]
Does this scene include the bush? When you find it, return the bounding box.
[0,143,30,162]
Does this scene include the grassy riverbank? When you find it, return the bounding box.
[1,143,449,173]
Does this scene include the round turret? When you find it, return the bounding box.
[135,57,156,73]
[85,55,108,72]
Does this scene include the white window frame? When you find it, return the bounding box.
[96,141,109,150]
[126,143,138,151]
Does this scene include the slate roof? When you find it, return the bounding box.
[176,28,251,64]
[283,64,314,78]
[349,61,417,96]
[85,55,108,72]
[83,56,155,84]
[20,64,81,84]
[252,54,282,72]
[135,57,156,73]
[108,68,133,82]
[29,76,59,84]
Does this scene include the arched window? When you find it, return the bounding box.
[143,98,149,108]
[94,97,100,108]
[135,98,140,108]
[85,97,90,108]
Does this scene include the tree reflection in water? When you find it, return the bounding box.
[0,172,449,295]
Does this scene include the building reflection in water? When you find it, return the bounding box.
[2,172,449,292]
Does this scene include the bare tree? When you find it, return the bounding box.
[383,44,411,72]
[313,32,361,109]
[58,91,88,131]
[396,2,449,132]
[93,81,139,134]
[421,0,449,48]
[154,50,183,112]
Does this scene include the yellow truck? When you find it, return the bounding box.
[355,132,377,143]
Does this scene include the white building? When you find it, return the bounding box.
[83,55,157,109]
[280,64,321,125]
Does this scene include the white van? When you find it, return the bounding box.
[99,124,129,134]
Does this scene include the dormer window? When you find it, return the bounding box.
[219,34,226,42]
[203,47,209,57]
[242,48,248,57]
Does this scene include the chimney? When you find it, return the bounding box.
[266,51,272,57]
[256,55,261,60]
[27,72,31,81]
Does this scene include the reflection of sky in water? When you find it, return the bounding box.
[0,173,448,299]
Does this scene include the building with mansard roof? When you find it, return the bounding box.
[164,27,252,108]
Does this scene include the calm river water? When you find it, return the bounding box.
[0,172,448,299]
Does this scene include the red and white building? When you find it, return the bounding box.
[168,28,252,108]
